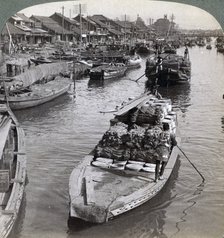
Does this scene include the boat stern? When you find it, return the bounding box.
[69,198,109,223]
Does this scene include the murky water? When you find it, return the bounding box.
[11,42,224,238]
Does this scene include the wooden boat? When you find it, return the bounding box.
[217,46,224,53]
[136,43,155,55]
[0,77,71,110]
[30,56,52,65]
[163,46,177,54]
[89,63,127,80]
[69,93,180,223]
[145,53,191,86]
[206,44,212,50]
[125,55,142,69]
[0,104,26,237]
[0,62,71,109]
[197,40,206,47]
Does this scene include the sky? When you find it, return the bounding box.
[19,0,221,30]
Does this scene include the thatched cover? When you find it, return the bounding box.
[8,62,68,88]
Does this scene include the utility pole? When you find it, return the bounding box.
[74,3,87,47]
[87,15,90,44]
[79,3,82,47]
[62,6,65,41]
[124,14,126,44]
[6,23,14,55]
[69,9,72,19]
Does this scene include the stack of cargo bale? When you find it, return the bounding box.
[136,104,162,126]
[112,103,164,127]
[94,121,163,163]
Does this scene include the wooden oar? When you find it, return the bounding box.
[135,73,146,82]
[99,109,118,114]
[177,145,205,183]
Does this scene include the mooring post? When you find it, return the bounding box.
[73,54,76,98]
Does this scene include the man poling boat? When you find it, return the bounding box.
[145,50,191,87]
[68,91,180,224]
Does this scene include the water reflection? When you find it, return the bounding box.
[87,76,131,89]
[158,83,191,112]
[88,79,105,88]
[14,94,72,123]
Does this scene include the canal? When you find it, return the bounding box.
[12,42,224,238]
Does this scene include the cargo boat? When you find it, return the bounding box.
[68,92,180,223]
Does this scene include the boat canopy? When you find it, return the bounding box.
[7,62,68,89]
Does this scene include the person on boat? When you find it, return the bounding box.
[127,107,139,131]
[156,55,163,72]
[28,59,31,69]
[154,123,177,182]
[184,47,189,60]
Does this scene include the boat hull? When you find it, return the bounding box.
[145,55,191,86]
[0,106,26,237]
[0,80,71,110]
[69,138,180,223]
[89,67,127,80]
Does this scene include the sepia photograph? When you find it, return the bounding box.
[0,0,224,238]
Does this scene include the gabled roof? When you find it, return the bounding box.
[50,13,80,35]
[1,22,26,35]
[31,15,73,35]
[91,14,109,22]
[16,13,34,23]
[73,14,97,26]
[84,16,97,26]
[90,15,123,35]
[87,16,108,29]
[50,12,79,25]
[10,15,23,22]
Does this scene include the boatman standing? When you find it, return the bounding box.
[154,123,177,182]
[184,46,189,60]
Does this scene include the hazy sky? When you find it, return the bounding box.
[19,0,221,30]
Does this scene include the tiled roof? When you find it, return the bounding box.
[91,15,108,22]
[51,12,79,25]
[87,16,108,29]
[16,24,31,32]
[31,15,73,34]
[10,15,23,22]
[1,22,26,35]
[107,28,122,36]
[31,28,49,35]
[73,14,97,27]
[90,15,122,35]
[16,13,34,23]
